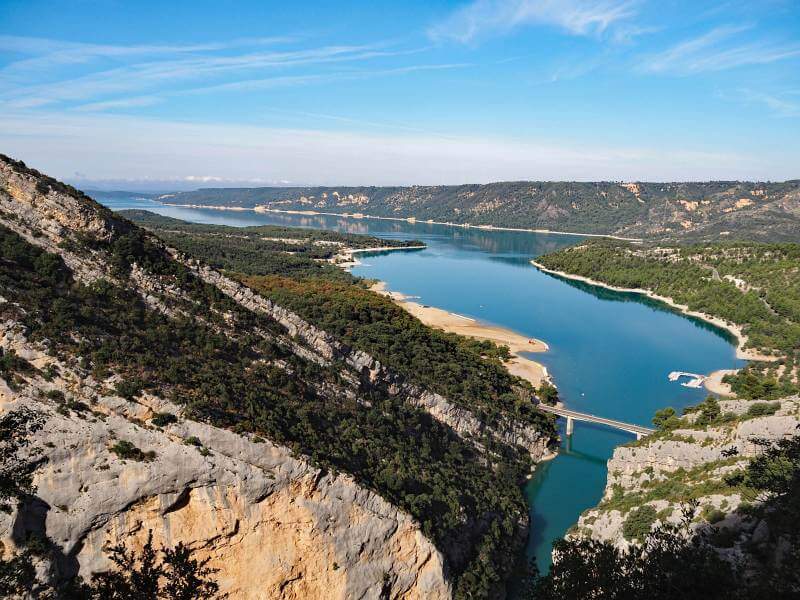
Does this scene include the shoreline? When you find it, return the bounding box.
[370,281,551,388]
[158,202,644,242]
[705,369,737,397]
[530,260,775,363]
[335,244,426,268]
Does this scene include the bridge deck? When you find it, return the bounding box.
[537,404,655,436]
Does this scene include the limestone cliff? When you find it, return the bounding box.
[0,154,557,598]
[0,328,449,599]
[573,396,800,564]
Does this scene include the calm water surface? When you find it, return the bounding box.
[100,195,745,570]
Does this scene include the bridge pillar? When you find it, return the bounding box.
[636,432,642,441]
[566,416,574,436]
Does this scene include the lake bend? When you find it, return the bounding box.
[99,196,746,571]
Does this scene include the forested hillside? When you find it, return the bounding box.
[535,240,800,398]
[0,155,556,598]
[125,210,545,427]
[156,180,800,243]
[121,210,421,282]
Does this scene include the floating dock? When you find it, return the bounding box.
[668,371,706,388]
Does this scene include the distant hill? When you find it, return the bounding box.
[155,180,800,243]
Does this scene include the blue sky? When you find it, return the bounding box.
[1,0,799,188]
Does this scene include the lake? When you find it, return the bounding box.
[98,195,745,570]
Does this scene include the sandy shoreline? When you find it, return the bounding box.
[704,369,737,397]
[158,201,643,242]
[371,282,551,387]
[530,260,775,364]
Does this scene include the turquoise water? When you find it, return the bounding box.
[99,196,745,570]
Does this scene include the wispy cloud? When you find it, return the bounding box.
[640,24,800,74]
[0,35,295,76]
[0,41,428,109]
[737,88,800,117]
[428,0,640,43]
[73,96,162,112]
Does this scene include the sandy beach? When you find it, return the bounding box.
[704,369,737,396]
[371,282,550,387]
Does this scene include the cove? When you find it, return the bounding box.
[98,196,745,571]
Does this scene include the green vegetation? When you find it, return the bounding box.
[0,215,544,596]
[110,440,156,462]
[0,408,44,512]
[538,239,800,398]
[652,407,680,431]
[622,504,657,541]
[528,431,800,599]
[123,210,551,430]
[88,530,219,599]
[0,348,34,390]
[122,209,421,282]
[242,275,549,429]
[746,401,780,418]
[151,412,178,427]
[599,458,749,515]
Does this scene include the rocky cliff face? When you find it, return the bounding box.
[0,156,456,598]
[574,396,800,563]
[0,327,449,599]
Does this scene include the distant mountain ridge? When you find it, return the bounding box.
[155,180,800,243]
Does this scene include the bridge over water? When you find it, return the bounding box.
[537,404,655,440]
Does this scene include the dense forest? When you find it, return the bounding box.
[536,240,800,398]
[121,210,421,282]
[0,221,535,597]
[155,179,800,243]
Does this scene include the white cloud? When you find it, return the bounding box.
[0,43,423,108]
[428,0,640,43]
[0,35,294,76]
[73,96,162,112]
[640,25,800,74]
[0,109,789,186]
[737,89,800,117]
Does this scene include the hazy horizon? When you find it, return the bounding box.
[2,0,799,185]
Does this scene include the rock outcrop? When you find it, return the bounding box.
[574,396,800,560]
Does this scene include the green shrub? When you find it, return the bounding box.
[703,506,726,524]
[746,402,780,418]
[151,412,178,427]
[622,505,658,541]
[44,389,66,403]
[110,440,155,462]
[114,379,143,401]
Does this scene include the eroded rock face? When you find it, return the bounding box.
[0,334,450,599]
